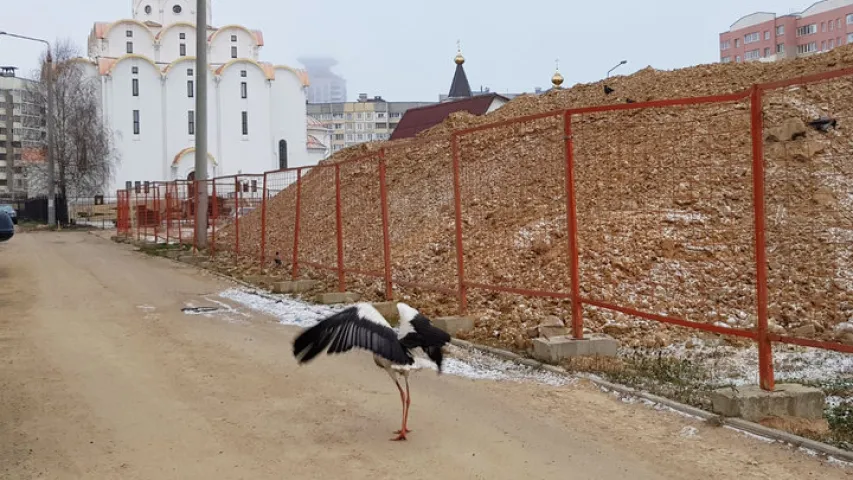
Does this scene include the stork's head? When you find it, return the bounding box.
[396,303,420,323]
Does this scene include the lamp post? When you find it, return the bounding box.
[607,60,628,78]
[0,31,56,226]
[194,0,209,248]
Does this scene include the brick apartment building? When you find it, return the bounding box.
[720,0,853,63]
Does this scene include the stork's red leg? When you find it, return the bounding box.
[394,376,413,434]
[391,378,407,441]
[399,376,412,434]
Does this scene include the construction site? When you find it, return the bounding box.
[108,44,853,447]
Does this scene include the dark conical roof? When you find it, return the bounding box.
[448,63,472,99]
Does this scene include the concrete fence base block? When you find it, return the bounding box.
[710,384,826,422]
[273,280,320,294]
[178,255,205,265]
[432,316,476,336]
[243,275,272,286]
[315,292,361,305]
[371,302,400,326]
[532,334,619,363]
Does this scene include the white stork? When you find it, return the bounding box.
[292,302,451,441]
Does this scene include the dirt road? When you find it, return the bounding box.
[0,231,848,479]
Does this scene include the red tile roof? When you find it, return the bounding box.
[390,93,508,140]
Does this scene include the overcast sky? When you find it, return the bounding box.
[1,0,812,101]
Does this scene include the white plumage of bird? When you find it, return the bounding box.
[292,302,451,441]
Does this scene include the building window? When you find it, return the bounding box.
[188,110,195,135]
[187,80,194,98]
[764,31,770,40]
[145,5,152,14]
[744,49,761,60]
[777,43,785,54]
[346,113,353,120]
[132,78,139,96]
[126,30,133,38]
[822,22,826,32]
[848,33,853,44]
[278,140,287,169]
[776,25,784,35]
[240,70,247,78]
[744,32,760,44]
[334,134,344,140]
[173,5,182,13]
[797,24,817,36]
[829,39,835,49]
[132,66,139,74]
[133,110,140,135]
[333,123,343,129]
[736,55,741,63]
[126,42,134,54]
[764,47,771,57]
[241,111,248,135]
[356,113,363,120]
[231,46,238,58]
[376,112,385,119]
[180,33,186,39]
[821,40,826,51]
[838,18,843,28]
[848,14,853,24]
[797,42,817,54]
[231,35,238,42]
[830,20,835,31]
[180,43,186,56]
[734,38,740,48]
[241,82,247,99]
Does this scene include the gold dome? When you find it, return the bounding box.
[551,70,564,88]
[455,52,465,65]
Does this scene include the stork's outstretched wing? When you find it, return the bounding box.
[293,304,414,365]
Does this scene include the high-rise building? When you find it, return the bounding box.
[720,0,853,63]
[78,0,312,194]
[298,57,347,103]
[306,94,434,152]
[0,66,44,199]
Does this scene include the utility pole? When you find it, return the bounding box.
[194,0,209,247]
[0,32,55,226]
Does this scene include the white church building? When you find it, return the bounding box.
[77,0,319,194]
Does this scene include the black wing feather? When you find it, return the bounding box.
[400,314,452,372]
[293,307,414,366]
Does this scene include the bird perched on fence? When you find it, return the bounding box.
[292,302,452,441]
[274,251,282,267]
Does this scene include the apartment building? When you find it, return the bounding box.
[306,94,434,152]
[720,0,853,63]
[0,66,44,198]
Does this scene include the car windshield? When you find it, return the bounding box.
[0,205,13,213]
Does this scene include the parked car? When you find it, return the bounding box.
[0,204,17,224]
[0,211,13,242]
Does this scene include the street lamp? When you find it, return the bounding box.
[0,31,56,226]
[607,59,628,78]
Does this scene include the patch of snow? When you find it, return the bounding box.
[679,426,699,438]
[219,287,574,387]
[723,425,777,444]
[648,340,853,386]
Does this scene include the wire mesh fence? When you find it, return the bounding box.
[113,66,853,390]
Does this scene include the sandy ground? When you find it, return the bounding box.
[0,231,850,480]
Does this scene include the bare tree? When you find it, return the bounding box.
[24,38,117,200]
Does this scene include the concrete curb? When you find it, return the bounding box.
[113,236,853,465]
[449,339,853,464]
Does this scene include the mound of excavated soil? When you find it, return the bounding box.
[217,47,853,352]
